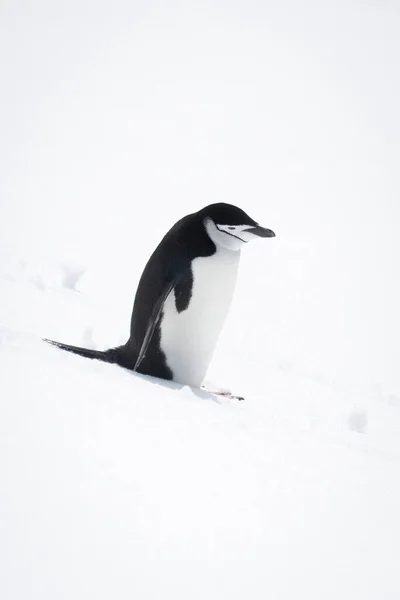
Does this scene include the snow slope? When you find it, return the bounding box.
[1,1,400,598]
[1,282,400,600]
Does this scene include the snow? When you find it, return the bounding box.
[1,1,400,598]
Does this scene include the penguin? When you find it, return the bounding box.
[45,203,275,388]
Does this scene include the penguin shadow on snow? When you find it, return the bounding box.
[131,370,237,405]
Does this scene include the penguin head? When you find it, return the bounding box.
[201,203,275,251]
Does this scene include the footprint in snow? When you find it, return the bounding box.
[348,407,368,434]
[61,264,86,292]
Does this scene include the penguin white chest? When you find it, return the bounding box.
[159,248,240,387]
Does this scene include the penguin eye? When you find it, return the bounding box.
[228,226,235,230]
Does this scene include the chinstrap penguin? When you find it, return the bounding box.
[45,203,275,388]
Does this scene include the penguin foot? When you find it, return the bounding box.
[201,384,244,401]
[212,390,245,401]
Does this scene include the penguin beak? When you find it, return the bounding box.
[244,225,276,238]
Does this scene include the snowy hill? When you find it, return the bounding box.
[1,1,400,598]
[1,278,400,599]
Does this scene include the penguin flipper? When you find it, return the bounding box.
[133,278,176,372]
[44,339,118,363]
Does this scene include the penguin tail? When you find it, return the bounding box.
[44,339,120,364]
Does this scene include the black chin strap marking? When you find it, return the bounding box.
[216,225,248,243]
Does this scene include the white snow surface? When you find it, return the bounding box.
[1,1,400,599]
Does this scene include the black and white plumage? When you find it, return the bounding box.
[45,203,275,387]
